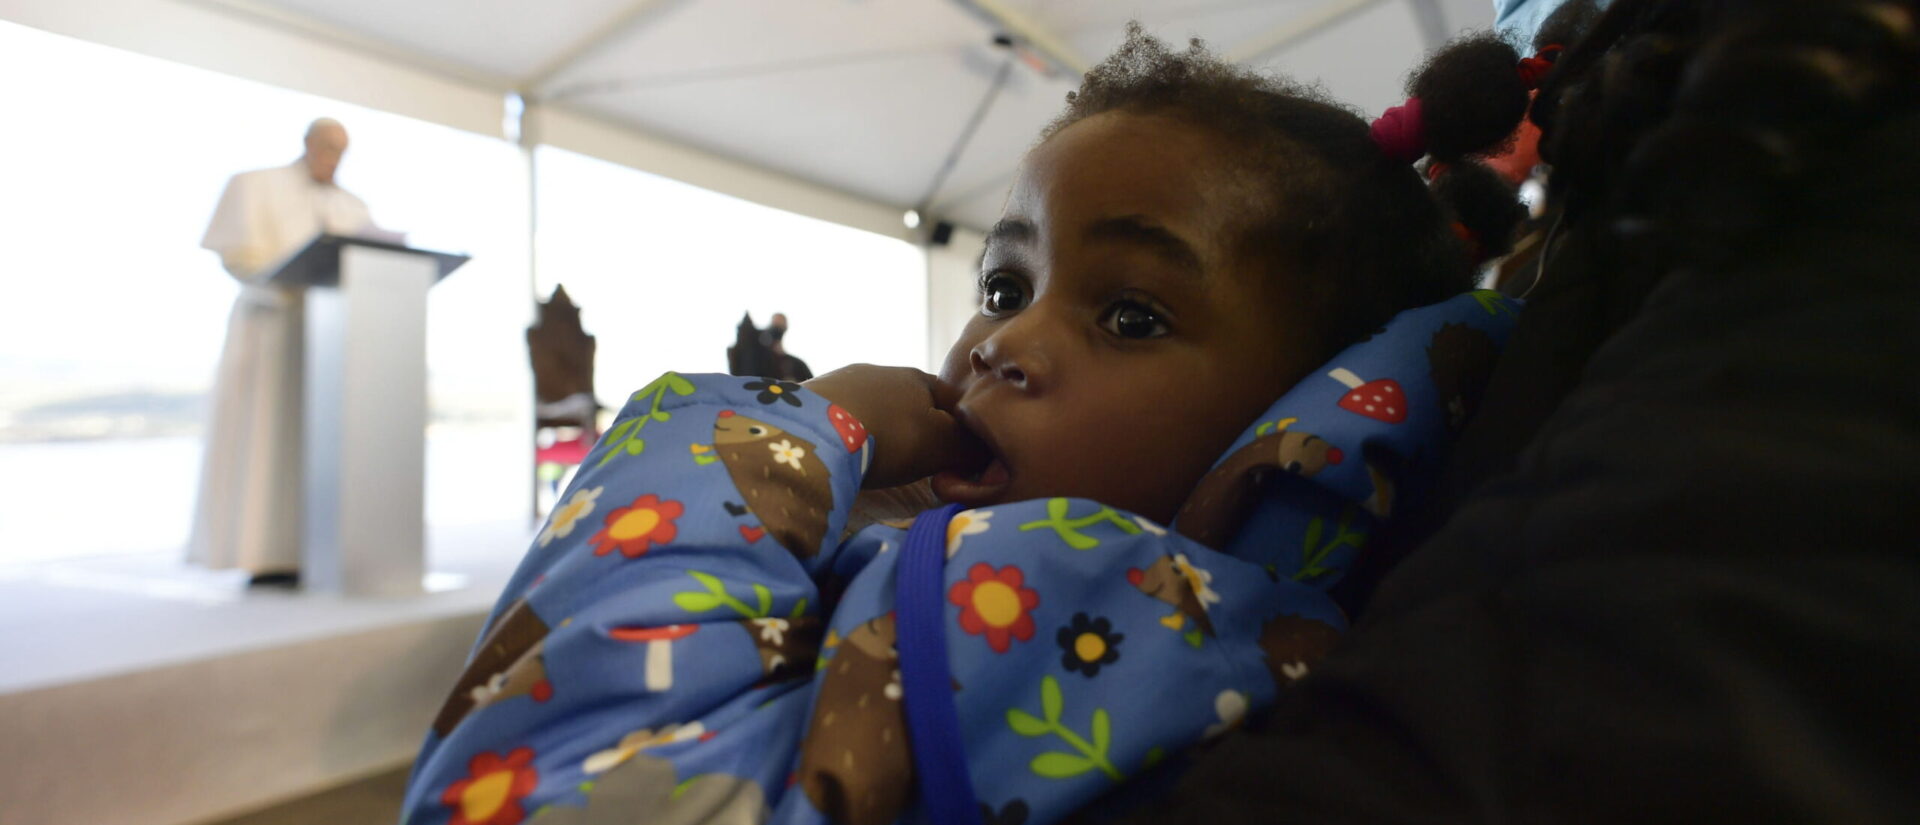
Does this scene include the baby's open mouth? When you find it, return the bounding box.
[963,458,1010,486]
[930,410,1012,506]
[931,457,1012,507]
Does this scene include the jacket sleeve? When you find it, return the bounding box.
[401,373,876,825]
[1102,226,1920,822]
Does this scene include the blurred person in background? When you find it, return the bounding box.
[190,117,371,587]
[763,312,812,381]
[727,312,813,382]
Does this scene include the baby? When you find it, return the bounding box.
[404,26,1531,825]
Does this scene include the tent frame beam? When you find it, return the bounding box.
[946,0,1090,76]
[1226,0,1392,64]
[182,0,514,90]
[519,0,683,96]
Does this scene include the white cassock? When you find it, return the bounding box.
[190,161,371,573]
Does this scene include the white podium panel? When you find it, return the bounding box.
[302,245,435,596]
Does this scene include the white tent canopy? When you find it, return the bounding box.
[2,0,1493,237]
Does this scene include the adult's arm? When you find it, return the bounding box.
[200,172,273,281]
[1112,218,1920,821]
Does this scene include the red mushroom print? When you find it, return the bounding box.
[1328,368,1408,424]
[609,624,699,691]
[826,404,868,453]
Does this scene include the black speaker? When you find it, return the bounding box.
[930,220,955,247]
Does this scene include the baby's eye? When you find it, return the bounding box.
[981,273,1029,316]
[1100,301,1169,340]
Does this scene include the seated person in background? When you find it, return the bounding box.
[730,312,814,382]
[403,27,1534,825]
[764,313,813,382]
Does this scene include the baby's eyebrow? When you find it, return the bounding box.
[986,218,1035,248]
[1084,216,1203,277]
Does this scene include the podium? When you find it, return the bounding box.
[267,234,469,596]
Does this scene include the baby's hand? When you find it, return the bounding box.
[804,365,989,489]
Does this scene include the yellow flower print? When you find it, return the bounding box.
[538,486,602,547]
[581,721,706,775]
[769,439,806,472]
[1171,553,1221,607]
[946,509,995,557]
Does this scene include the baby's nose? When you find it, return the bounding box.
[971,348,1028,388]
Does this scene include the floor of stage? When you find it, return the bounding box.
[0,518,534,825]
[0,518,526,695]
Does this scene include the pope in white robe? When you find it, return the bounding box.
[190,118,372,580]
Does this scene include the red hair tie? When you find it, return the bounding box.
[1450,221,1484,263]
[1370,98,1427,164]
[1516,44,1564,90]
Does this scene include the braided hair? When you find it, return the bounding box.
[1529,0,1920,276]
[1043,24,1535,361]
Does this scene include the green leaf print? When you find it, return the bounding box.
[1041,674,1064,723]
[672,570,773,619]
[1019,498,1142,550]
[1005,675,1124,782]
[672,591,722,613]
[1254,417,1299,437]
[1470,289,1512,316]
[1295,506,1367,582]
[1031,752,1095,779]
[662,373,697,396]
[1006,708,1050,736]
[596,372,697,467]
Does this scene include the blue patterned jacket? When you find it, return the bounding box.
[402,291,1519,825]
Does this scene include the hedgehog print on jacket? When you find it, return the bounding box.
[798,613,911,825]
[1174,422,1344,548]
[1426,322,1497,432]
[740,615,824,685]
[1257,613,1341,685]
[712,410,835,558]
[432,598,550,736]
[1127,555,1218,639]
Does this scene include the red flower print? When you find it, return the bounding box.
[441,747,539,825]
[589,494,684,558]
[948,563,1040,653]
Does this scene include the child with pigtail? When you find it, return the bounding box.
[405,25,1556,825]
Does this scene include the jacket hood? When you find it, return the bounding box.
[1171,290,1521,588]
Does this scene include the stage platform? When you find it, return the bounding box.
[0,519,532,825]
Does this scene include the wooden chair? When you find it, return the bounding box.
[527,285,600,514]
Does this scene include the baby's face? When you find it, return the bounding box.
[934,111,1320,523]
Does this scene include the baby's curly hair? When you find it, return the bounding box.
[1039,24,1528,358]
